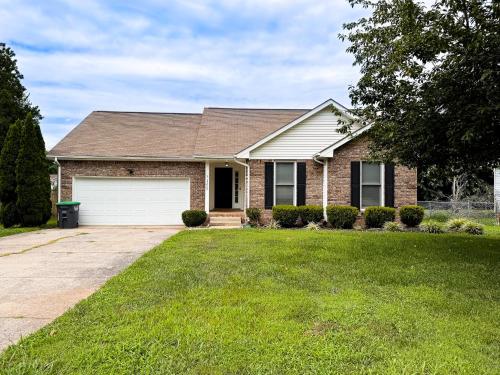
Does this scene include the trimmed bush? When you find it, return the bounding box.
[364,206,396,228]
[182,210,207,227]
[446,218,468,232]
[246,208,262,225]
[272,205,300,227]
[399,205,425,227]
[299,205,324,224]
[383,221,403,232]
[461,220,484,235]
[326,205,359,229]
[420,220,445,234]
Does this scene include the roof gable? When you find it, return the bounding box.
[235,99,355,158]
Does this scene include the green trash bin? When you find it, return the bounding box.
[56,201,80,228]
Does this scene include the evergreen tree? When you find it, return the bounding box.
[0,43,41,151]
[34,120,52,222]
[0,119,22,227]
[16,113,50,226]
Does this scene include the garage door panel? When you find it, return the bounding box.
[73,178,190,225]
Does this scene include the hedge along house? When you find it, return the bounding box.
[48,99,417,226]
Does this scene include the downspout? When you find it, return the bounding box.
[54,157,61,203]
[233,157,250,217]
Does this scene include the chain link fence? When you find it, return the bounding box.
[418,200,497,224]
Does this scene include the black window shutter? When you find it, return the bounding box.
[296,162,306,206]
[264,162,274,209]
[351,161,361,208]
[384,164,395,207]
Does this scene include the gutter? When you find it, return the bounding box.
[47,155,199,162]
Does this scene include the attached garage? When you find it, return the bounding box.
[73,177,190,225]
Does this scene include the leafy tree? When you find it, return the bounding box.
[0,120,22,226]
[340,0,500,175]
[16,113,51,226]
[0,43,41,151]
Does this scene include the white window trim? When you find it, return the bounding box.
[273,161,297,206]
[359,162,385,210]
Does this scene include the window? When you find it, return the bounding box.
[275,162,295,205]
[361,162,383,208]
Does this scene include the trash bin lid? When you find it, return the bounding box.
[56,201,81,206]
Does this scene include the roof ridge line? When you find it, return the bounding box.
[94,110,202,115]
[204,107,310,111]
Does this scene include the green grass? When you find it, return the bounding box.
[1,230,499,374]
[0,217,57,238]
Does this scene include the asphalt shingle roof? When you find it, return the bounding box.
[49,107,309,159]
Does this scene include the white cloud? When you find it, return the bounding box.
[0,0,365,148]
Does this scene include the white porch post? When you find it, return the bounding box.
[205,162,210,212]
[323,159,328,220]
[246,162,250,210]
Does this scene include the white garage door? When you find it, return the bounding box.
[73,177,190,225]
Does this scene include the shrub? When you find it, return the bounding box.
[266,219,281,229]
[383,221,403,232]
[419,220,445,234]
[182,210,207,227]
[0,202,20,228]
[299,205,324,224]
[364,206,396,228]
[399,205,425,227]
[326,205,359,229]
[446,218,468,232]
[304,222,321,231]
[461,220,484,235]
[272,205,300,227]
[246,207,262,225]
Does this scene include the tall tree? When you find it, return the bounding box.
[340,0,500,175]
[16,113,50,226]
[0,43,41,151]
[0,119,22,227]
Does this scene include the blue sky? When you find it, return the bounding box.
[1,0,367,149]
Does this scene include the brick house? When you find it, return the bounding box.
[48,99,417,225]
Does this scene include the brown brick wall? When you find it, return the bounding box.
[249,159,324,222]
[59,160,205,210]
[328,136,417,207]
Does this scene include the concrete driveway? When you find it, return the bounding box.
[0,226,180,351]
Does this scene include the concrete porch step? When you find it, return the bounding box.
[210,211,245,218]
[209,216,243,227]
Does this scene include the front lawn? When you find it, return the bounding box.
[1,230,499,374]
[0,217,57,238]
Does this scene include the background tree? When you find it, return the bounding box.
[0,43,41,151]
[16,113,51,226]
[0,120,22,227]
[340,0,499,176]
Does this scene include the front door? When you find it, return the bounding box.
[214,168,233,208]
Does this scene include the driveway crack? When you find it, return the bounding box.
[0,233,87,258]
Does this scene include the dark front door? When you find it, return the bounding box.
[215,168,233,208]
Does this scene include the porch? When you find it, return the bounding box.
[204,160,248,225]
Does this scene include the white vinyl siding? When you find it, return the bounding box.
[73,177,190,225]
[250,108,358,159]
